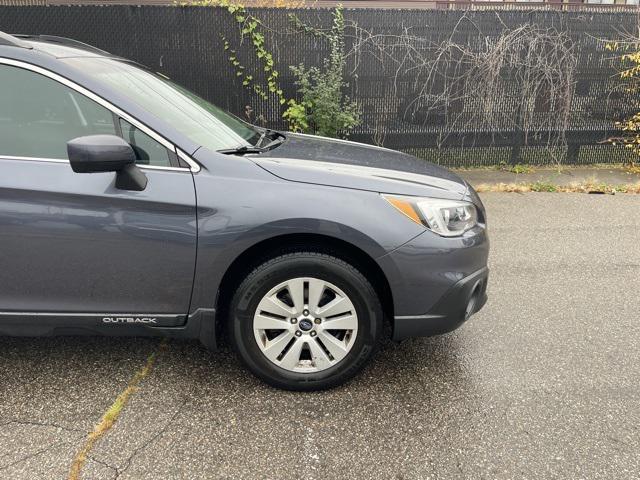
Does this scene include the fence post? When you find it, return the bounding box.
[566,143,580,163]
[510,102,524,166]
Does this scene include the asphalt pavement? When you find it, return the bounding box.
[1,192,639,480]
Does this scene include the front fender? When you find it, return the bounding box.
[188,153,424,311]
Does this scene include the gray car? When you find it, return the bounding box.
[0,32,489,390]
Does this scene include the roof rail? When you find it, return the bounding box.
[13,34,110,55]
[0,31,33,49]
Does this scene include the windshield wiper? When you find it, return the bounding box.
[217,132,286,156]
[255,128,272,148]
[256,128,283,148]
[217,145,267,155]
[261,135,285,151]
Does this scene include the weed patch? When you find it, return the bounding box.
[475,181,640,194]
[68,340,167,480]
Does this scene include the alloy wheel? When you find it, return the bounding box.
[252,277,359,373]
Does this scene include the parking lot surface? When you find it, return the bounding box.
[1,193,639,479]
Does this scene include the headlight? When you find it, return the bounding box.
[383,195,479,237]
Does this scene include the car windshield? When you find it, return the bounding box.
[62,57,262,151]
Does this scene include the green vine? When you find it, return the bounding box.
[284,6,360,137]
[181,2,359,137]
[188,0,285,103]
[224,1,284,103]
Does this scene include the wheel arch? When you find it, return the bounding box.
[214,233,394,344]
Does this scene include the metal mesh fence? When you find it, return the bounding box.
[0,5,638,167]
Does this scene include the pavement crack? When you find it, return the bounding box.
[88,455,119,479]
[606,435,630,448]
[0,440,66,472]
[1,419,83,434]
[67,339,168,480]
[113,401,186,479]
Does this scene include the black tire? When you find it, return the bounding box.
[229,252,383,391]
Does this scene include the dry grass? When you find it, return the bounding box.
[68,340,167,480]
[624,163,640,175]
[475,181,640,194]
[185,0,308,6]
[453,163,636,173]
[251,0,307,6]
[208,0,309,6]
[501,164,536,174]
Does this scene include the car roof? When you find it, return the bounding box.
[0,31,113,59]
[0,31,32,48]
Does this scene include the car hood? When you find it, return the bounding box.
[252,133,468,199]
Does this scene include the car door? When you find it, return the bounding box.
[0,62,197,326]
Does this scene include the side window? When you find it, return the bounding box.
[0,64,116,159]
[119,118,172,167]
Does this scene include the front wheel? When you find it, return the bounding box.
[229,252,383,391]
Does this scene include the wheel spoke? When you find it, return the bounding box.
[307,279,326,312]
[308,338,333,370]
[321,314,357,331]
[317,296,351,318]
[279,338,304,370]
[261,331,294,363]
[318,330,349,362]
[254,314,291,331]
[257,295,295,318]
[253,277,359,373]
[286,278,305,313]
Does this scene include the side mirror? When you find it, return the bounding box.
[67,135,147,191]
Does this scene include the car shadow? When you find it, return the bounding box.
[0,330,474,401]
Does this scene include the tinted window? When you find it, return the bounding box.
[0,65,116,159]
[63,57,262,152]
[119,118,171,166]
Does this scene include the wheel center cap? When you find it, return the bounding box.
[298,319,313,332]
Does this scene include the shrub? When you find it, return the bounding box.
[284,7,360,138]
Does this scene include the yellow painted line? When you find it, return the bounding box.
[68,339,168,480]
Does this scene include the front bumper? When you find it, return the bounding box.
[392,267,488,341]
[375,222,489,341]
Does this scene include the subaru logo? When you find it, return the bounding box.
[298,319,313,331]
